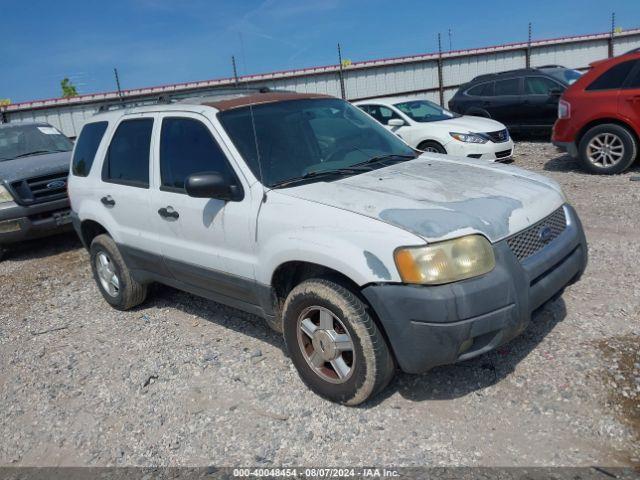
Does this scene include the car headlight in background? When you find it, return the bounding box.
[449,132,488,144]
[0,185,14,204]
[394,235,495,285]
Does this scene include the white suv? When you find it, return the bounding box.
[68,90,588,405]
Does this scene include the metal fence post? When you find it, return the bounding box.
[608,12,616,57]
[526,22,532,68]
[337,43,346,100]
[114,68,124,101]
[437,33,444,107]
[232,56,240,88]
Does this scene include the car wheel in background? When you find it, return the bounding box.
[282,278,395,405]
[578,124,638,174]
[89,234,147,310]
[417,140,447,154]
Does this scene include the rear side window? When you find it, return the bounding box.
[623,62,640,89]
[103,118,153,188]
[71,121,108,177]
[586,60,636,91]
[525,77,561,94]
[493,78,520,96]
[160,117,235,191]
[467,82,493,96]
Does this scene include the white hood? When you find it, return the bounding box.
[433,114,506,133]
[277,155,565,243]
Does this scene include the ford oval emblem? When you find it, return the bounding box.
[539,226,553,243]
[46,180,66,190]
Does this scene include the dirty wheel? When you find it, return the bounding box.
[417,140,446,154]
[283,278,395,405]
[579,124,637,174]
[90,234,147,310]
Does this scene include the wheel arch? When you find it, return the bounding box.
[79,219,110,250]
[577,117,639,145]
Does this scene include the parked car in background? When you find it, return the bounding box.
[69,90,587,405]
[553,52,640,174]
[0,122,74,260]
[355,97,514,162]
[537,65,583,85]
[448,67,570,134]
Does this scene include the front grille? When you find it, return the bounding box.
[495,149,512,158]
[506,207,567,261]
[484,129,510,143]
[10,172,68,205]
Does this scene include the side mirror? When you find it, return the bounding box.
[549,87,563,97]
[185,172,243,201]
[387,118,405,127]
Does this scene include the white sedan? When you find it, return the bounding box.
[354,96,514,162]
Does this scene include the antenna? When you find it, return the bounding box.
[337,43,346,100]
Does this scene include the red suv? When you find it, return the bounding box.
[553,52,640,174]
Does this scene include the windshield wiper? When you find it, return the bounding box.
[351,153,416,168]
[270,167,367,189]
[11,149,67,159]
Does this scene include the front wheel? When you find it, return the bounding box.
[417,140,446,154]
[282,278,395,405]
[578,124,638,174]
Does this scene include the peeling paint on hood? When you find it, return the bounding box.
[278,156,565,243]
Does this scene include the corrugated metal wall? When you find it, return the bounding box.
[3,29,640,137]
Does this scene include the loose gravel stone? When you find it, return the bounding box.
[0,141,638,467]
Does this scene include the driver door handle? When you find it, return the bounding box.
[158,206,179,219]
[100,195,115,207]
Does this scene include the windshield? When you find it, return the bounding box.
[0,124,73,162]
[218,98,415,187]
[394,100,456,122]
[546,68,583,85]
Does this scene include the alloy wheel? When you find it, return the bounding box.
[95,251,120,297]
[586,133,625,168]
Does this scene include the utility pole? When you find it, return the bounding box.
[448,29,452,51]
[525,22,532,68]
[337,43,346,100]
[608,12,616,57]
[113,68,123,101]
[437,33,444,107]
[231,55,240,88]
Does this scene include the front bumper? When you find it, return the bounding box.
[0,198,72,245]
[444,138,515,162]
[362,204,587,374]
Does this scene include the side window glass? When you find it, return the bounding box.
[587,60,636,91]
[622,61,640,89]
[494,78,520,96]
[467,82,493,96]
[160,117,235,190]
[525,77,561,95]
[71,121,108,177]
[103,118,153,187]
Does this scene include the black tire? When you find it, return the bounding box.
[417,140,447,154]
[0,247,6,262]
[89,234,147,310]
[282,278,395,405]
[578,123,638,174]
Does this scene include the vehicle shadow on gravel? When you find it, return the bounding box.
[2,231,82,263]
[544,152,640,174]
[368,298,568,406]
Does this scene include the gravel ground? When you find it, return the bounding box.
[0,142,638,467]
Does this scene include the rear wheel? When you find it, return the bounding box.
[417,140,446,154]
[282,278,395,405]
[578,124,637,174]
[90,234,147,310]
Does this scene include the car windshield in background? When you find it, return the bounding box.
[394,100,456,122]
[544,68,583,85]
[218,98,416,188]
[0,124,73,162]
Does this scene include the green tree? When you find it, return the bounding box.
[60,78,78,98]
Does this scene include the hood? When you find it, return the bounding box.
[277,156,565,243]
[431,115,507,134]
[0,151,72,184]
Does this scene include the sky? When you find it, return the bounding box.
[1,0,639,103]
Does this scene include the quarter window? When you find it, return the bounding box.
[103,118,153,187]
[71,121,108,177]
[587,60,637,91]
[160,117,235,190]
[493,78,520,96]
[623,62,640,89]
[525,77,561,94]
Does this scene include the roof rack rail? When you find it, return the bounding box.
[95,86,276,113]
[472,67,541,82]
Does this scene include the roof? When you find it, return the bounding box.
[0,121,50,129]
[203,91,331,111]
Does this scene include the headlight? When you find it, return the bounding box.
[449,132,488,144]
[0,185,14,204]
[394,235,495,285]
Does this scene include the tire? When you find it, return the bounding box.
[578,123,638,174]
[282,278,395,405]
[0,247,6,262]
[89,234,147,310]
[417,140,446,154]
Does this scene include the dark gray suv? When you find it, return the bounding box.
[0,122,73,260]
